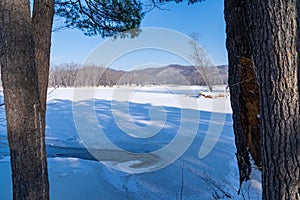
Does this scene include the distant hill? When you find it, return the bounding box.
[49,64,228,87]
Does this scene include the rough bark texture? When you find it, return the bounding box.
[298,0,300,95]
[32,0,54,115]
[224,0,261,188]
[245,1,300,199]
[0,0,49,199]
[31,5,54,199]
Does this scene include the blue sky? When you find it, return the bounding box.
[50,0,227,69]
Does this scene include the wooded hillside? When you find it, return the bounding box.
[48,63,228,87]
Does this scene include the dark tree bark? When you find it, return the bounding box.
[0,0,49,199]
[172,0,300,198]
[32,0,54,116]
[224,0,261,188]
[32,6,54,199]
[244,1,300,199]
[0,0,143,199]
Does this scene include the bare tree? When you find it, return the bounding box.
[189,32,220,92]
[49,63,80,87]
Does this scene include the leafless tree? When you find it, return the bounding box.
[189,32,222,92]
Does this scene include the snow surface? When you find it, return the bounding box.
[0,86,261,199]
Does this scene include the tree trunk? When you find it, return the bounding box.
[32,0,54,115]
[224,0,261,188]
[245,1,300,199]
[0,0,49,199]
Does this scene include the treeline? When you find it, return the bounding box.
[48,63,121,87]
[48,63,228,87]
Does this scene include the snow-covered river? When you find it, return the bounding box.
[0,87,261,200]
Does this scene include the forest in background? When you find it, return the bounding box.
[47,63,228,87]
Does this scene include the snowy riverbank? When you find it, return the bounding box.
[0,86,261,199]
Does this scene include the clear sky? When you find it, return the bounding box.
[50,0,227,70]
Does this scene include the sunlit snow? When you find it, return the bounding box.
[0,86,261,199]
